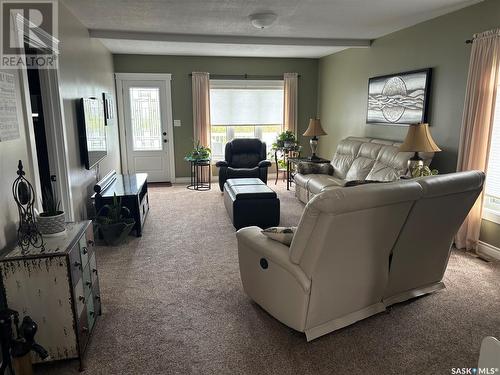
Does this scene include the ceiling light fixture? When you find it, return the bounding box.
[249,12,277,29]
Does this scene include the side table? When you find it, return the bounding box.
[286,157,331,190]
[185,157,211,191]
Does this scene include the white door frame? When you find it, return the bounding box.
[115,73,176,182]
[16,64,74,219]
[38,68,74,221]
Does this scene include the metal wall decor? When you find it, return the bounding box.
[12,160,44,252]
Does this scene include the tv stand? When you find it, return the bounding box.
[92,170,149,237]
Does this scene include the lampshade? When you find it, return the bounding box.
[303,118,327,137]
[399,123,441,153]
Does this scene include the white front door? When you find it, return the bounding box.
[121,79,172,182]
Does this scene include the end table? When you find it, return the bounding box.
[185,157,211,191]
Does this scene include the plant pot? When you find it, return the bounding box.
[99,218,135,246]
[284,141,295,148]
[37,211,65,235]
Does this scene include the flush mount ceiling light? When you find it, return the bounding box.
[249,12,278,29]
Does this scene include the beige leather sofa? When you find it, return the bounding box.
[294,136,434,204]
[236,171,484,341]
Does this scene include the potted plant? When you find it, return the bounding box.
[186,140,211,160]
[95,193,135,245]
[273,131,297,149]
[37,186,65,235]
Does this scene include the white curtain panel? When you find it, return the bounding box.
[283,73,298,134]
[455,29,500,251]
[192,72,211,147]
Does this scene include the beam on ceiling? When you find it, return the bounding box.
[89,29,372,48]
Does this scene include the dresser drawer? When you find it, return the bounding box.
[68,243,82,285]
[83,263,92,298]
[86,295,96,331]
[74,278,86,318]
[92,281,101,316]
[89,253,98,285]
[79,235,89,266]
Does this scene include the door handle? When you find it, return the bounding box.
[162,132,167,136]
[163,139,168,143]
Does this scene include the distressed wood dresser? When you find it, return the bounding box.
[0,221,101,370]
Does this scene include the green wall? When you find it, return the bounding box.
[317,0,500,250]
[113,55,319,177]
[318,0,500,174]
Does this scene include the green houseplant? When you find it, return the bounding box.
[95,193,135,245]
[37,186,65,235]
[186,140,211,160]
[272,130,297,149]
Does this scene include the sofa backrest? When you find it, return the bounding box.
[331,137,434,181]
[384,171,485,303]
[225,138,266,168]
[289,180,423,328]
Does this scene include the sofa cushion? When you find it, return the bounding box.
[345,143,383,181]
[308,175,345,194]
[366,146,413,181]
[330,140,363,179]
[294,173,314,188]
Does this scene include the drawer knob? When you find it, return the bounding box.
[74,261,81,268]
[82,247,88,255]
[78,296,85,303]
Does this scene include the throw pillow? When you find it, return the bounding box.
[262,227,296,246]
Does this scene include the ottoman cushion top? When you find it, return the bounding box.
[226,178,265,187]
[231,185,277,200]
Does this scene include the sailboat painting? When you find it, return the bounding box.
[367,69,431,125]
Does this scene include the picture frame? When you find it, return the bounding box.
[366,68,432,126]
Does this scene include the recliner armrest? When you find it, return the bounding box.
[236,226,311,293]
[216,160,229,168]
[258,160,272,168]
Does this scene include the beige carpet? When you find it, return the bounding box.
[36,181,500,375]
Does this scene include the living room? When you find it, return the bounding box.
[0,0,499,374]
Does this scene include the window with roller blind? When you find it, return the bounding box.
[483,80,500,224]
[209,80,284,159]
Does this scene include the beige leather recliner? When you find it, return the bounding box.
[294,137,434,204]
[236,171,484,341]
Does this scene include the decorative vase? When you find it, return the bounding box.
[36,211,65,235]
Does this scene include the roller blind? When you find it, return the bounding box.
[209,80,284,126]
[485,82,500,199]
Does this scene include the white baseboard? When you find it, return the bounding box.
[477,241,500,261]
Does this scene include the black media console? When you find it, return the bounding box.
[92,170,149,237]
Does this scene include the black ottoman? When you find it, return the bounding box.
[224,178,280,230]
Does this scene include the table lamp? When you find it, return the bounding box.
[399,123,441,170]
[303,118,327,160]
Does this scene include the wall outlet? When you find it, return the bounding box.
[174,119,181,127]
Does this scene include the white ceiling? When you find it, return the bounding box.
[63,0,483,58]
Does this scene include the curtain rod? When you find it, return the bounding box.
[188,73,301,80]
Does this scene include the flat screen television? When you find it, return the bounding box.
[77,98,107,169]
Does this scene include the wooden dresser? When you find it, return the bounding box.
[0,221,101,370]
